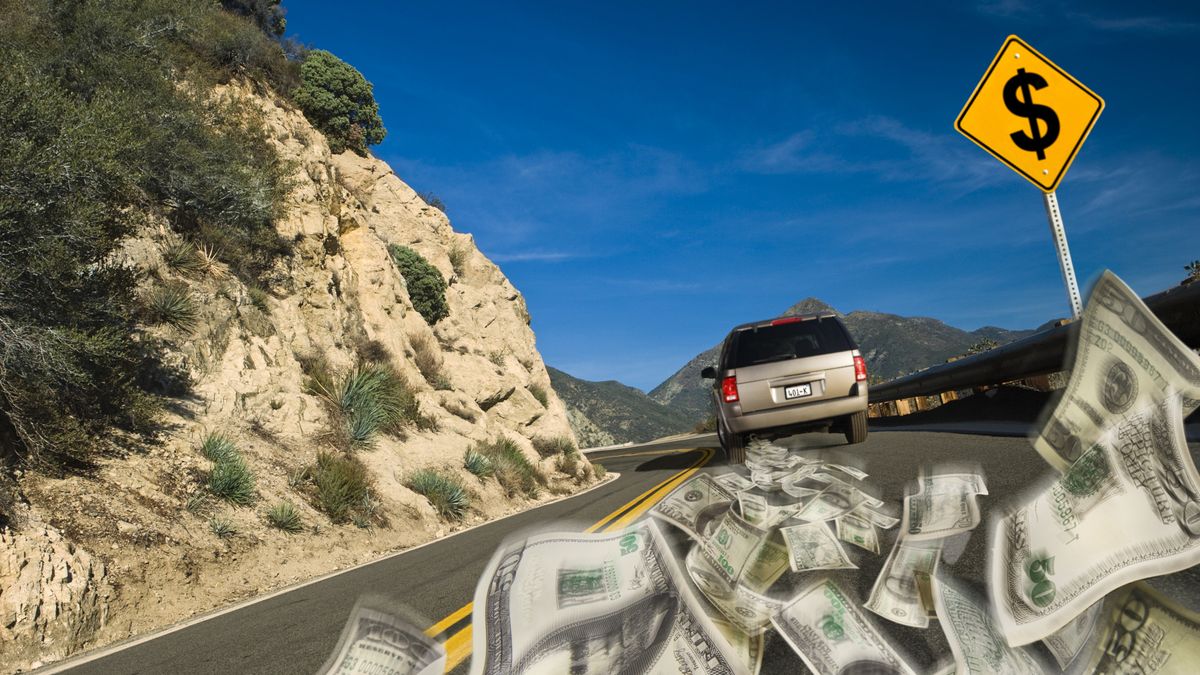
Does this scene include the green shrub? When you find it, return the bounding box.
[593,464,608,480]
[210,517,236,538]
[146,284,199,331]
[309,452,372,523]
[266,501,303,533]
[334,364,420,447]
[472,438,544,498]
[388,245,449,324]
[528,384,549,408]
[208,455,256,506]
[247,284,271,312]
[220,0,287,37]
[200,433,238,463]
[463,448,493,478]
[294,50,386,155]
[532,436,576,458]
[405,468,470,520]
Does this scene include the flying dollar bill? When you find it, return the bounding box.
[795,480,876,523]
[685,543,786,636]
[1033,270,1200,472]
[772,579,917,675]
[713,471,755,494]
[903,474,984,541]
[854,502,902,530]
[1042,600,1101,671]
[990,395,1200,646]
[836,513,881,555]
[318,596,445,675]
[866,535,942,628]
[1078,581,1200,674]
[779,521,857,572]
[711,617,764,675]
[737,488,801,528]
[930,573,1045,675]
[470,520,746,675]
[650,473,735,541]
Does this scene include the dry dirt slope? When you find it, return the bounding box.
[0,81,596,672]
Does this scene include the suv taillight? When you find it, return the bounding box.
[721,376,739,403]
[854,355,867,382]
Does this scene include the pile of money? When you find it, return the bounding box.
[319,596,445,675]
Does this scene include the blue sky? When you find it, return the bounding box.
[284,0,1200,391]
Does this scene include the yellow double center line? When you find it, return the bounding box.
[424,446,713,672]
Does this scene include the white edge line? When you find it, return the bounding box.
[39,470,624,673]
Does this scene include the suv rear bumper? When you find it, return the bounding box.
[725,391,867,435]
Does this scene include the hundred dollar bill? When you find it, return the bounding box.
[930,573,1045,675]
[685,543,786,635]
[1042,600,1101,671]
[854,502,902,530]
[470,520,746,675]
[812,472,884,508]
[836,512,880,554]
[318,596,445,675]
[713,471,755,494]
[826,463,869,481]
[1033,270,1200,472]
[990,394,1200,645]
[711,617,764,675]
[780,521,857,572]
[650,473,735,541]
[737,488,801,528]
[920,471,989,496]
[772,579,917,675]
[1079,581,1200,674]
[903,476,983,541]
[866,536,942,628]
[695,512,789,589]
[795,480,875,523]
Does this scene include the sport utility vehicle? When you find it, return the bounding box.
[701,313,868,463]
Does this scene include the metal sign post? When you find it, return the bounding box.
[1042,191,1083,318]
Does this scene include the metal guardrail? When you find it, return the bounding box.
[869,280,1200,403]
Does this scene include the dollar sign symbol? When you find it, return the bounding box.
[1003,68,1060,160]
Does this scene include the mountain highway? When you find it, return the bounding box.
[47,428,1200,674]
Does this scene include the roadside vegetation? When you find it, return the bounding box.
[405,468,470,520]
[467,437,545,498]
[201,434,256,506]
[295,452,379,527]
[388,245,449,324]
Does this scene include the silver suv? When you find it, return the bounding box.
[701,313,869,463]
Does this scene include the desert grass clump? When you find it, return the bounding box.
[146,284,198,331]
[354,337,392,364]
[444,399,478,422]
[163,239,205,276]
[463,448,493,478]
[593,463,608,480]
[333,364,420,447]
[532,435,576,459]
[207,454,256,506]
[555,450,582,477]
[528,383,549,408]
[247,284,271,312]
[410,333,443,385]
[488,350,506,367]
[209,517,236,538]
[297,352,336,397]
[266,501,303,533]
[473,437,544,498]
[199,432,238,463]
[308,452,372,523]
[448,244,467,276]
[405,468,470,520]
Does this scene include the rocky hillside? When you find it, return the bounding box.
[1,80,595,672]
[548,367,694,447]
[649,298,1034,423]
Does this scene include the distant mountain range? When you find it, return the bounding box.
[552,298,1042,444]
[547,367,695,447]
[647,298,1039,424]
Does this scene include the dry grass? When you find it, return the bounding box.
[410,333,443,385]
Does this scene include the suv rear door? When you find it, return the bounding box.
[725,317,858,414]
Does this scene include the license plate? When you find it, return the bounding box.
[784,383,812,400]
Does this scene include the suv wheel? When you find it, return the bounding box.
[844,411,868,445]
[718,420,747,465]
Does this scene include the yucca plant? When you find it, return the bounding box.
[209,517,236,538]
[335,364,417,447]
[463,448,493,478]
[199,432,238,463]
[163,239,205,276]
[266,501,303,533]
[146,284,198,331]
[208,455,256,505]
[405,468,470,520]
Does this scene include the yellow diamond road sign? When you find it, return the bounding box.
[955,35,1103,192]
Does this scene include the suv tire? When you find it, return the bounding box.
[718,419,747,465]
[844,411,868,445]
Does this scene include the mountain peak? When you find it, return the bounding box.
[782,297,842,317]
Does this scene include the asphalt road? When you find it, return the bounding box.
[50,428,1200,674]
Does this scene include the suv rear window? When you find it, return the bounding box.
[727,318,853,368]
